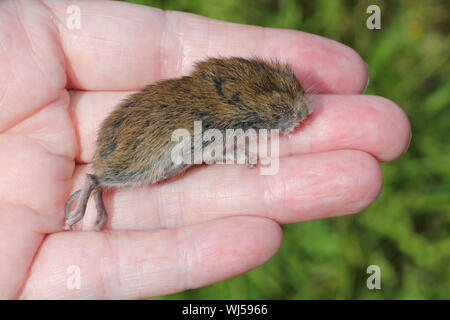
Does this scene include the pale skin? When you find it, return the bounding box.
[0,0,411,299]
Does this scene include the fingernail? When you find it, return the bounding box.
[376,191,382,202]
[375,185,383,202]
[364,62,370,93]
[403,131,412,155]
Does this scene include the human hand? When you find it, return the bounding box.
[0,0,410,299]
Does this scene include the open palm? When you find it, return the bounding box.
[0,0,410,299]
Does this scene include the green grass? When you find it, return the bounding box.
[120,0,450,299]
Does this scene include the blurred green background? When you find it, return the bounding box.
[120,0,449,299]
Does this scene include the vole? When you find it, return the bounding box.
[64,57,314,231]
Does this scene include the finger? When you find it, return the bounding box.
[0,204,45,299]
[20,216,281,299]
[46,0,367,93]
[71,91,410,164]
[285,94,411,162]
[0,0,67,132]
[68,150,382,231]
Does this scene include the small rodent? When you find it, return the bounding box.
[64,57,313,231]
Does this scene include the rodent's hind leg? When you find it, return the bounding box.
[65,189,81,220]
[93,187,108,231]
[64,174,98,231]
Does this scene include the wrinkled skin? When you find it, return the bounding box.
[0,0,410,299]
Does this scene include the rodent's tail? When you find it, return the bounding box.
[65,189,82,219]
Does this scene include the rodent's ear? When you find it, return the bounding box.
[197,69,219,82]
[197,69,226,93]
[193,59,218,79]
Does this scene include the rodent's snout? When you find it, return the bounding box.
[295,94,314,121]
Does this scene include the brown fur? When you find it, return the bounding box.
[64,57,313,230]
